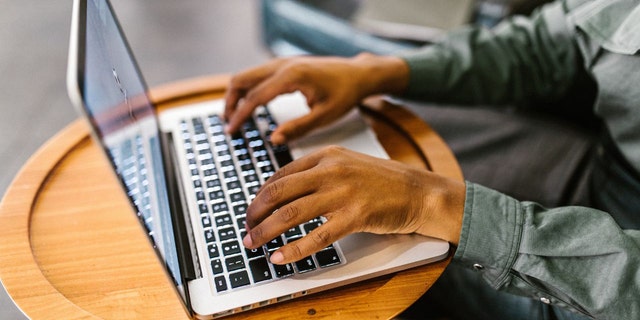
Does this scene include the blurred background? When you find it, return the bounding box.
[0,2,269,318]
[0,0,545,318]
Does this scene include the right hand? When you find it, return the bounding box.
[224,53,409,145]
[242,145,466,265]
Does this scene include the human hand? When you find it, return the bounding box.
[242,146,465,265]
[224,54,409,145]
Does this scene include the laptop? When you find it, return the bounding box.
[66,0,449,318]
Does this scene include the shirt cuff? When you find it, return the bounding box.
[453,182,525,289]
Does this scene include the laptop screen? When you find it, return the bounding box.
[79,0,183,287]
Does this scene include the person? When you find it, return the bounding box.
[223,0,640,318]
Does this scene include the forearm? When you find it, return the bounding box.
[398,1,581,106]
[457,183,640,318]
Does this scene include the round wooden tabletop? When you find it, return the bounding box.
[0,75,461,319]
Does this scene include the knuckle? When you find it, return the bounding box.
[268,165,287,182]
[277,204,300,224]
[249,226,264,244]
[262,182,283,205]
[309,228,332,247]
[284,241,304,261]
[228,74,251,91]
[321,145,347,156]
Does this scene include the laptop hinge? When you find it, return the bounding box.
[160,131,200,281]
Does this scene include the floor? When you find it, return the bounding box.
[0,1,270,318]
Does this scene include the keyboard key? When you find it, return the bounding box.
[229,271,251,289]
[211,202,228,213]
[303,220,323,234]
[284,226,302,239]
[201,215,212,228]
[286,236,301,244]
[226,179,241,190]
[273,263,295,278]
[236,216,247,230]
[222,241,241,256]
[295,256,316,273]
[207,243,219,258]
[204,230,216,244]
[211,259,223,274]
[266,236,285,251]
[203,168,217,177]
[247,185,260,196]
[315,248,341,267]
[219,159,233,168]
[273,146,293,167]
[229,191,245,203]
[218,227,237,241]
[249,257,273,283]
[223,170,238,179]
[206,179,221,189]
[214,275,227,292]
[233,204,247,216]
[244,173,259,184]
[215,214,233,227]
[225,255,246,272]
[245,246,265,259]
[209,190,224,202]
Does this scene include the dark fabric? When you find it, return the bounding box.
[401,100,596,208]
[591,133,640,230]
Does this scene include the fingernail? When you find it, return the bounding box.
[243,234,253,248]
[270,251,284,264]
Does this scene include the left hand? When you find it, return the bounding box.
[242,146,466,265]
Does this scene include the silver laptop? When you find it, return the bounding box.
[66,0,449,318]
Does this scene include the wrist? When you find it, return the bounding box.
[414,174,466,245]
[351,53,410,97]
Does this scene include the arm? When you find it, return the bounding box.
[399,1,581,106]
[225,2,585,143]
[460,183,640,318]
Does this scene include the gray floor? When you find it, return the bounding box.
[0,1,270,318]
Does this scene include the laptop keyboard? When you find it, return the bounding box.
[178,107,344,293]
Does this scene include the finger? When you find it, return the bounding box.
[269,217,350,265]
[225,72,301,134]
[244,156,322,230]
[243,193,331,249]
[223,60,285,123]
[223,87,243,119]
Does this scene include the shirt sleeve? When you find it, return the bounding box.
[398,1,580,106]
[455,182,640,318]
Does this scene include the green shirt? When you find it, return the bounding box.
[400,0,640,318]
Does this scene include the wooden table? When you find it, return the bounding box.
[0,75,461,319]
